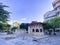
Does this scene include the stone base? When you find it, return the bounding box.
[30,32,48,39]
[32,35,48,39]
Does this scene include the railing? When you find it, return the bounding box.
[52,0,59,5]
[54,3,60,9]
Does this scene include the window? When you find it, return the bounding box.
[32,29,34,32]
[36,29,39,32]
[40,29,42,32]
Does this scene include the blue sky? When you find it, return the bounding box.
[0,0,54,23]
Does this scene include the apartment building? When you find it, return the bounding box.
[44,0,60,21]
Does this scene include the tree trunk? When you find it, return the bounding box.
[53,29,56,35]
[48,30,51,35]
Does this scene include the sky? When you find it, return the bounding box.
[0,0,55,23]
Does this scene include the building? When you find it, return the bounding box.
[44,10,57,21]
[44,0,60,21]
[52,0,60,10]
[28,21,44,38]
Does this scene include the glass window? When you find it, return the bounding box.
[40,29,42,32]
[36,29,39,32]
[32,29,34,32]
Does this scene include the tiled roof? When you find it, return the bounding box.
[30,21,43,26]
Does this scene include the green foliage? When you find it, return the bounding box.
[0,22,11,32]
[11,27,17,32]
[43,22,52,30]
[4,24,11,30]
[49,17,60,29]
[0,3,10,32]
[44,17,60,30]
[20,23,29,31]
[44,17,60,35]
[0,3,10,22]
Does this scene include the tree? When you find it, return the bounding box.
[4,24,11,31]
[0,3,10,32]
[43,22,52,30]
[0,22,11,32]
[43,22,52,35]
[0,23,4,32]
[0,3,10,22]
[49,17,60,35]
[20,23,30,32]
[11,27,17,32]
[44,17,60,35]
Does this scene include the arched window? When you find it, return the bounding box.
[36,29,39,32]
[32,29,34,32]
[40,29,42,32]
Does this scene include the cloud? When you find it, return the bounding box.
[8,21,13,25]
[21,18,27,21]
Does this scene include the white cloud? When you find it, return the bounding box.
[8,21,13,25]
[21,18,27,21]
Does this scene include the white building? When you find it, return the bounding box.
[44,0,60,21]
[44,10,57,21]
[52,0,60,10]
[28,21,44,38]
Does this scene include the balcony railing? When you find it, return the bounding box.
[54,3,60,9]
[52,0,59,5]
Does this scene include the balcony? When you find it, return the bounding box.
[53,3,60,9]
[52,0,59,5]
